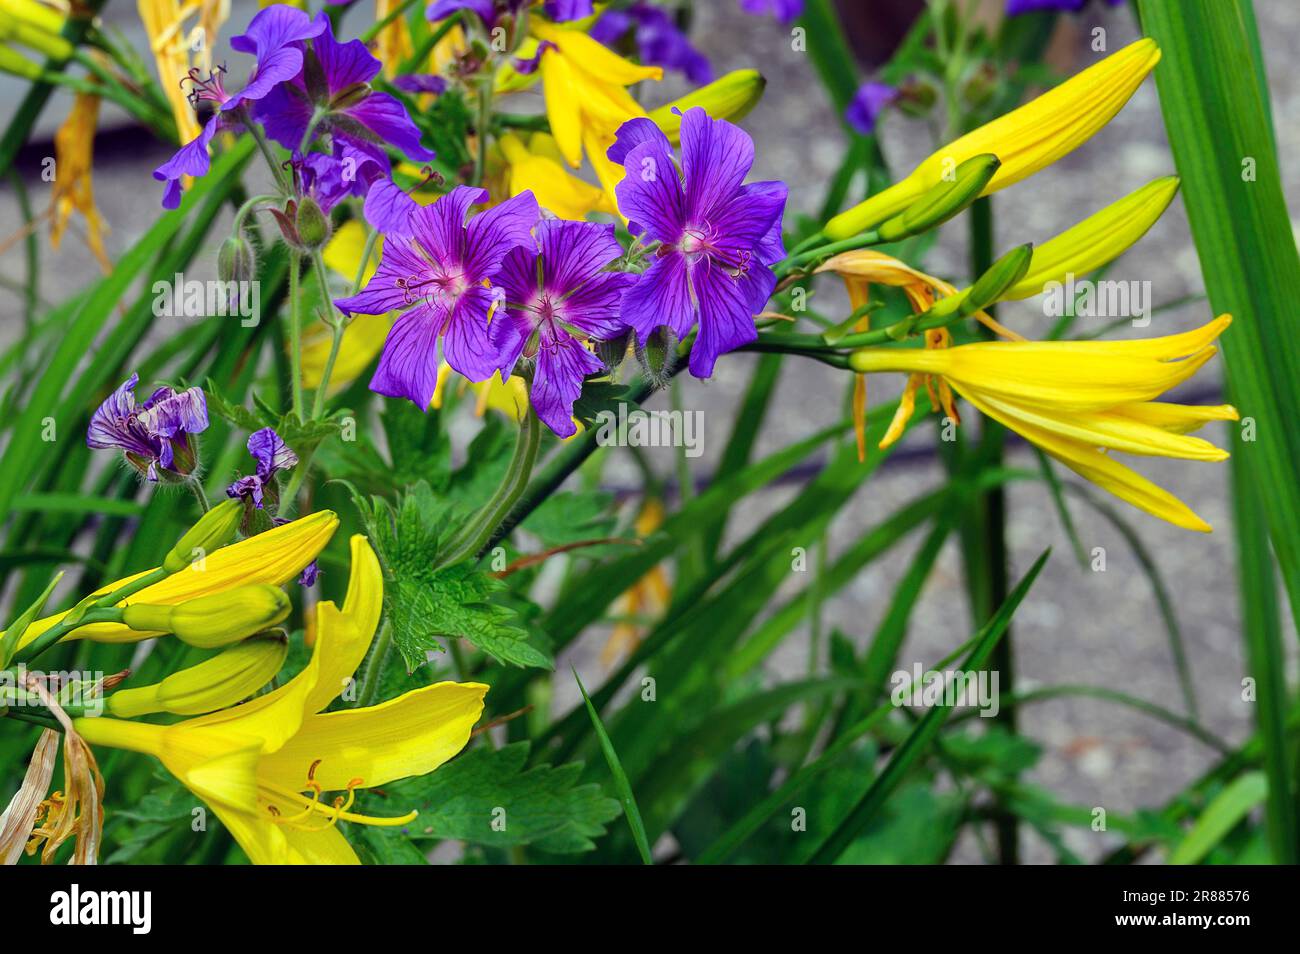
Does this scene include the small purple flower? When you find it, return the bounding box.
[87,375,209,481]
[297,140,386,215]
[426,0,521,28]
[739,0,804,25]
[490,220,634,437]
[1006,0,1122,12]
[543,0,594,20]
[844,81,899,135]
[298,560,321,587]
[226,428,299,509]
[334,185,540,409]
[590,4,712,85]
[609,108,787,378]
[153,5,326,208]
[255,14,434,166]
[393,74,449,95]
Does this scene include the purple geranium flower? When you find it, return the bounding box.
[255,14,434,166]
[154,5,325,208]
[490,220,634,437]
[87,374,209,481]
[393,74,449,95]
[226,427,299,509]
[844,81,899,135]
[1006,0,1122,12]
[296,140,386,215]
[739,0,803,25]
[334,185,540,409]
[609,108,787,378]
[590,4,712,85]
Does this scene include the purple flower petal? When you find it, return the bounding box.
[614,135,686,242]
[441,284,502,382]
[607,116,672,168]
[339,91,437,162]
[544,0,594,21]
[738,0,804,25]
[369,302,446,408]
[536,219,622,298]
[335,236,431,316]
[463,189,540,280]
[363,177,421,237]
[248,427,299,479]
[393,74,448,94]
[679,106,755,221]
[686,261,771,377]
[531,331,602,438]
[619,253,695,345]
[153,115,222,209]
[844,81,899,136]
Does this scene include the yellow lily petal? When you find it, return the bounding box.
[500,132,616,219]
[13,511,337,648]
[540,50,584,166]
[1111,401,1239,434]
[259,681,488,792]
[1006,177,1180,300]
[532,21,663,87]
[827,38,1161,238]
[960,386,1213,532]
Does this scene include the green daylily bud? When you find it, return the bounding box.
[0,44,42,80]
[0,10,72,61]
[962,243,1034,315]
[294,196,330,251]
[877,154,1000,243]
[106,633,288,718]
[162,499,243,574]
[122,585,291,649]
[649,70,766,142]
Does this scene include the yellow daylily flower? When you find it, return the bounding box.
[432,361,529,422]
[497,131,618,219]
[138,0,227,148]
[816,250,1022,456]
[826,38,1162,239]
[373,0,413,77]
[11,511,338,649]
[849,316,1238,532]
[50,90,111,273]
[77,536,488,865]
[529,19,662,199]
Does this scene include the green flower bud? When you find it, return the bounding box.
[294,196,331,251]
[218,234,256,286]
[0,10,72,61]
[963,243,1034,315]
[877,154,1000,243]
[162,499,243,574]
[649,69,766,140]
[106,633,287,718]
[0,44,42,80]
[122,585,291,649]
[634,327,677,389]
[596,331,632,374]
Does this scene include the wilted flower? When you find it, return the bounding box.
[87,374,209,482]
[227,428,299,510]
[610,107,787,378]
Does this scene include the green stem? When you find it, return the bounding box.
[247,118,290,194]
[361,0,423,43]
[774,230,882,279]
[356,620,395,709]
[231,193,282,233]
[472,80,493,187]
[439,407,542,567]
[352,228,380,292]
[398,12,464,75]
[308,250,343,419]
[9,606,124,668]
[288,254,305,419]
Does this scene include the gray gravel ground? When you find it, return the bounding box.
[1,0,1297,864]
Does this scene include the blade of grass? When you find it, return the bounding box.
[574,669,652,865]
[805,547,1051,864]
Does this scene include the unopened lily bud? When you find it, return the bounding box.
[294,196,330,251]
[0,10,72,61]
[877,154,1000,243]
[122,585,291,649]
[106,634,287,717]
[218,234,256,285]
[635,327,677,388]
[650,70,765,141]
[0,44,41,80]
[163,499,243,574]
[962,243,1034,315]
[8,0,65,35]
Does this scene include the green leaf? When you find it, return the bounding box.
[387,742,619,853]
[575,670,652,864]
[1169,772,1268,865]
[520,491,616,547]
[806,548,1051,864]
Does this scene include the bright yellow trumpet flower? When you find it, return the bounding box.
[11,510,338,649]
[77,536,488,865]
[849,316,1238,532]
[826,38,1162,239]
[529,19,662,199]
